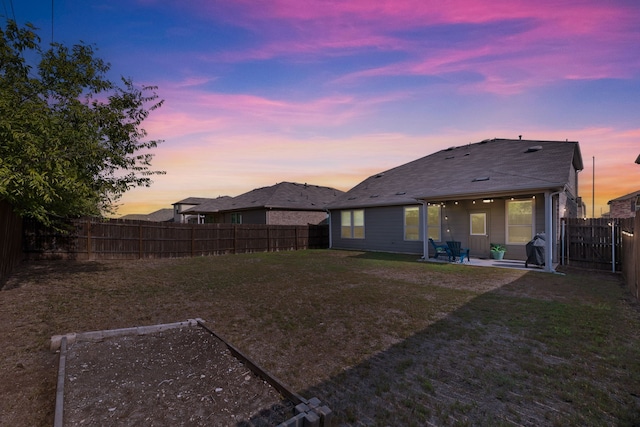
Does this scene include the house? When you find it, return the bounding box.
[172,196,231,223]
[185,182,344,225]
[120,208,175,222]
[608,190,640,218]
[327,138,584,272]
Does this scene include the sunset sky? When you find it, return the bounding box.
[10,0,640,217]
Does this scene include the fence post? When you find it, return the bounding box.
[233,225,237,254]
[561,219,565,265]
[191,225,195,257]
[636,215,640,300]
[138,223,143,259]
[87,219,92,260]
[611,221,616,273]
[267,226,271,253]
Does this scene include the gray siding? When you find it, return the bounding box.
[331,192,555,260]
[222,210,266,224]
[567,165,578,198]
[330,205,424,254]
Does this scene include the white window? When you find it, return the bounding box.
[507,199,534,243]
[404,206,420,241]
[231,212,242,224]
[470,212,486,235]
[341,210,365,239]
[427,205,441,241]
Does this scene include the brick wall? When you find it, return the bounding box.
[267,210,328,225]
[609,198,636,219]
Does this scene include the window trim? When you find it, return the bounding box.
[341,209,365,239]
[469,212,487,236]
[404,206,420,241]
[427,204,442,241]
[506,199,535,244]
[231,212,242,224]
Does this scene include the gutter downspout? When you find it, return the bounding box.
[327,210,333,249]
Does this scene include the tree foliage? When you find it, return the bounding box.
[0,20,164,225]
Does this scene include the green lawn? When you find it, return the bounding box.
[1,249,639,426]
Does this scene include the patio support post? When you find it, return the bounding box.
[420,200,428,259]
[544,190,560,273]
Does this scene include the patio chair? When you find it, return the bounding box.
[447,241,470,263]
[429,238,452,261]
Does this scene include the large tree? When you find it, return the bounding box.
[0,20,164,225]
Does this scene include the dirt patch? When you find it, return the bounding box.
[61,326,295,426]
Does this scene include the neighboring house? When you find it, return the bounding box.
[120,208,175,222]
[327,138,584,272]
[185,182,344,225]
[172,197,231,223]
[608,190,640,218]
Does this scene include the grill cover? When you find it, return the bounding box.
[525,234,545,267]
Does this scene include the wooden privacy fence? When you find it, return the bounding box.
[23,218,330,260]
[0,200,23,286]
[621,215,639,301]
[562,217,634,272]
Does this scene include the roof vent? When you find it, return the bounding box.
[446,155,455,159]
[395,191,406,195]
[347,197,357,200]
[445,146,455,151]
[526,145,543,153]
[370,195,379,198]
[472,177,490,182]
[464,153,470,156]
[374,173,384,178]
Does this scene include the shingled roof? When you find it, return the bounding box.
[181,196,232,214]
[172,197,220,206]
[186,182,344,214]
[120,208,175,222]
[608,190,640,203]
[328,138,583,209]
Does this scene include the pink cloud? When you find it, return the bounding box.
[190,1,637,50]
[182,0,639,94]
[142,78,411,141]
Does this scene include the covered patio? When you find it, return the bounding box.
[421,254,559,272]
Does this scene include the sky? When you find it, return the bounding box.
[6,0,640,217]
